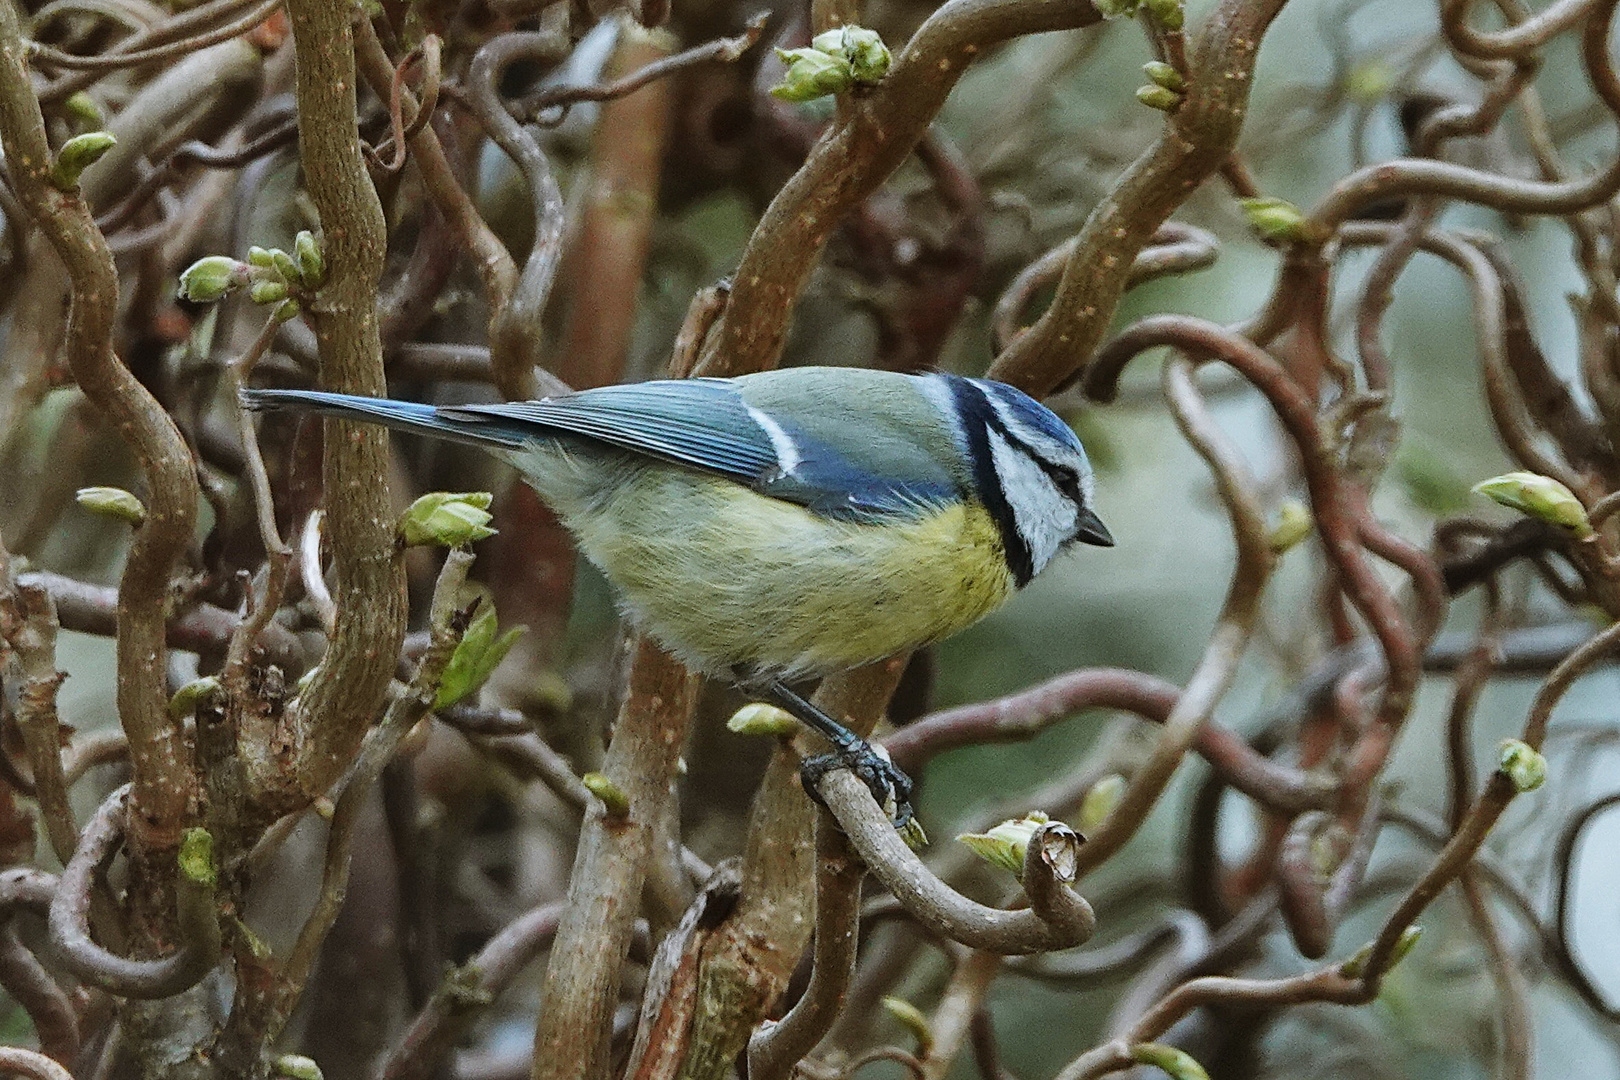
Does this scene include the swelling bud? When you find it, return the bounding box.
[1269,499,1314,553]
[957,810,1053,878]
[771,46,853,101]
[727,702,799,736]
[50,131,115,190]
[1142,60,1184,92]
[1130,1044,1209,1080]
[177,827,217,889]
[178,256,251,302]
[1240,196,1311,242]
[1136,84,1182,111]
[812,25,890,84]
[295,230,325,288]
[76,486,146,525]
[880,997,933,1055]
[1498,739,1547,792]
[399,491,496,547]
[1472,471,1593,536]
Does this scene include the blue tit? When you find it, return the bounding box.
[243,366,1112,825]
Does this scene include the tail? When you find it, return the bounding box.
[240,389,524,450]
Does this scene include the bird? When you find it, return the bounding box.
[242,366,1113,827]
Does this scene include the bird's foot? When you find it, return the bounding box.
[800,742,915,831]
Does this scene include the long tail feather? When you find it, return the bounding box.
[239,389,525,450]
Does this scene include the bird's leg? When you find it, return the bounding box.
[756,680,915,830]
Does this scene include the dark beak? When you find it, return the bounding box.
[1074,507,1115,547]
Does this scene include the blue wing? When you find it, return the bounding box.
[442,379,783,484]
[243,372,966,521]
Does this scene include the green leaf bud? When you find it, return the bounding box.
[1269,499,1314,553]
[274,299,301,322]
[178,255,251,302]
[1078,773,1126,834]
[249,279,289,305]
[957,811,1051,878]
[50,131,116,190]
[399,491,497,548]
[76,486,146,526]
[1130,1044,1209,1080]
[295,230,325,289]
[1472,471,1593,536]
[168,676,222,720]
[1340,925,1422,978]
[726,702,799,736]
[271,1055,325,1080]
[1497,739,1547,793]
[881,997,933,1055]
[1144,0,1184,28]
[771,46,854,101]
[1239,196,1311,242]
[247,246,277,269]
[582,772,630,816]
[177,827,217,889]
[435,604,526,710]
[898,816,929,851]
[269,247,301,284]
[1136,84,1183,111]
[63,91,103,130]
[1143,60,1184,92]
[839,26,891,84]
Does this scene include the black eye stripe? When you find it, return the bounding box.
[945,377,1035,587]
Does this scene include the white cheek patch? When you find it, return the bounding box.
[987,428,1077,576]
[982,388,1095,503]
[746,404,803,478]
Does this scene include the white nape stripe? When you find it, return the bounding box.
[980,385,1095,503]
[986,427,1078,577]
[745,403,803,477]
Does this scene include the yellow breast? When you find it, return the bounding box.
[558,467,1017,678]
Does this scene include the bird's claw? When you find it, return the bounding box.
[800,745,916,831]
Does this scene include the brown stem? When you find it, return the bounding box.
[530,639,697,1080]
[277,0,407,813]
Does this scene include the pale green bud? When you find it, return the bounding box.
[178,255,250,302]
[76,486,146,525]
[1345,60,1393,103]
[957,811,1051,878]
[168,676,222,720]
[839,26,891,84]
[295,230,325,289]
[1136,84,1183,111]
[881,997,933,1055]
[1340,925,1421,978]
[1498,739,1547,792]
[177,827,217,889]
[271,1055,324,1080]
[247,246,277,269]
[269,247,301,285]
[1143,60,1184,92]
[1472,471,1593,536]
[249,279,289,305]
[1240,196,1310,242]
[1130,1044,1208,1080]
[63,92,103,130]
[771,47,854,101]
[50,131,115,190]
[1144,0,1184,28]
[583,772,630,816]
[1078,773,1126,834]
[398,491,496,547]
[435,604,525,710]
[1269,499,1314,553]
[274,299,301,322]
[726,702,799,736]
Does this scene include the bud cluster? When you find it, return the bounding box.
[177,230,327,322]
[771,25,892,102]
